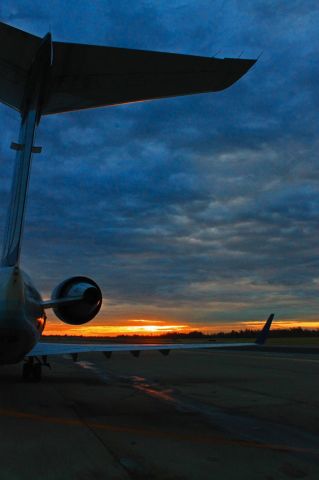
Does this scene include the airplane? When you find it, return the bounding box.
[0,21,271,381]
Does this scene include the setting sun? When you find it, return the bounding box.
[43,317,191,337]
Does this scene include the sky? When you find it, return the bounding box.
[0,1,318,335]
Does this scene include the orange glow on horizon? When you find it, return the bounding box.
[42,317,319,337]
[242,320,319,330]
[43,319,189,337]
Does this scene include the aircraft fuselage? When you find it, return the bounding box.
[0,267,45,364]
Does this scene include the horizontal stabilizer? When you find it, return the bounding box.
[0,22,41,111]
[43,43,256,114]
[0,22,256,116]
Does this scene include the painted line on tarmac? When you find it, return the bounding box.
[74,359,319,459]
[0,407,318,457]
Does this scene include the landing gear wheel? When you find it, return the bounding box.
[22,363,32,381]
[32,363,42,381]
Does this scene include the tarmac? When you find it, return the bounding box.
[0,348,319,480]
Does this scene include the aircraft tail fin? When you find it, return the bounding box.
[0,26,50,267]
[0,21,256,266]
[255,314,274,345]
[1,117,38,267]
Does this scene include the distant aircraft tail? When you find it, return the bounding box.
[255,314,274,345]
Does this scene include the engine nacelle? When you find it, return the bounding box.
[52,276,102,325]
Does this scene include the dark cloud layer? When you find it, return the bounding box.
[0,1,318,328]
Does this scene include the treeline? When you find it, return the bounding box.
[44,327,319,340]
[158,327,319,339]
[159,328,319,339]
[113,327,319,340]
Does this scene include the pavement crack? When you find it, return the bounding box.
[70,402,136,480]
[53,378,132,479]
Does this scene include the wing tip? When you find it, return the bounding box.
[255,313,275,345]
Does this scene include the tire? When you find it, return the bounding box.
[32,363,42,382]
[22,363,32,381]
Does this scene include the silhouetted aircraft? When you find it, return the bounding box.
[0,21,266,380]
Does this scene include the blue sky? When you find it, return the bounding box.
[0,1,318,333]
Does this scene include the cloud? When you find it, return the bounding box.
[0,0,318,329]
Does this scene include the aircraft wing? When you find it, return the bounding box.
[27,314,274,358]
[27,341,256,357]
[43,43,256,114]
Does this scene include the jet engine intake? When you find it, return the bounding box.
[52,276,102,325]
